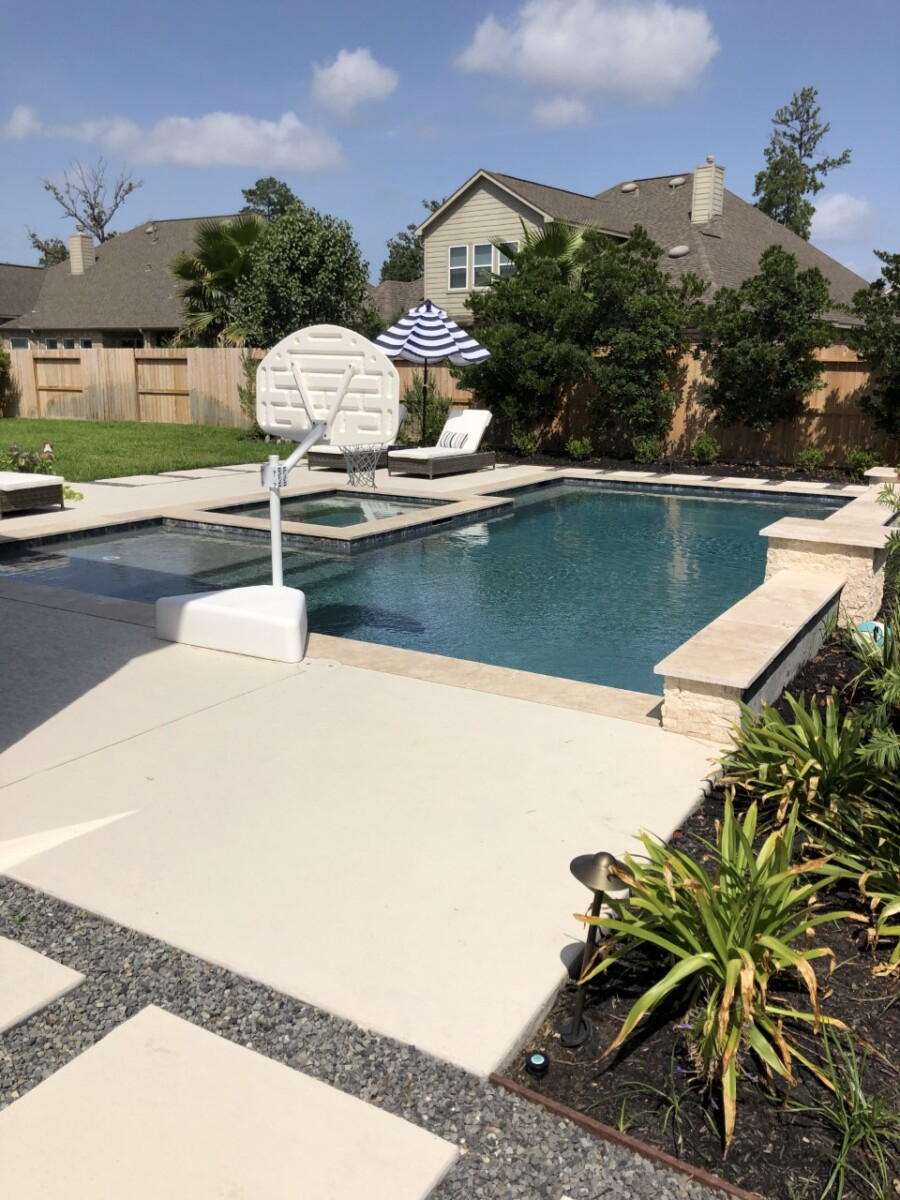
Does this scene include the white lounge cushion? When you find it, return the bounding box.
[388,409,491,461]
[0,471,64,490]
[388,446,470,460]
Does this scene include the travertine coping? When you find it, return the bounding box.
[655,571,844,742]
[864,466,900,487]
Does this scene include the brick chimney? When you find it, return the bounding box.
[690,156,725,224]
[69,225,95,274]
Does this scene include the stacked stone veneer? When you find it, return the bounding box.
[765,539,887,625]
[657,489,894,744]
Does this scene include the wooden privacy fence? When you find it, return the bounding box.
[4,350,473,429]
[5,345,894,465]
[7,348,250,427]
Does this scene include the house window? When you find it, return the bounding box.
[9,337,28,349]
[121,336,144,349]
[44,337,59,349]
[498,243,518,279]
[473,244,493,287]
[62,338,75,349]
[79,338,93,349]
[448,245,468,290]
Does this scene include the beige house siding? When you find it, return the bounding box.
[423,179,543,320]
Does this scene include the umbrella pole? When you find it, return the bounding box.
[421,363,428,447]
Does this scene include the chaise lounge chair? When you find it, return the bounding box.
[387,409,494,479]
[307,405,407,473]
[0,471,65,518]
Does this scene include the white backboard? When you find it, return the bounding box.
[256,325,401,445]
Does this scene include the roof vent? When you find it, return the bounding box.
[668,245,690,258]
[668,176,686,189]
[620,182,638,193]
[145,224,157,235]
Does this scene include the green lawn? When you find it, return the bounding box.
[0,419,274,482]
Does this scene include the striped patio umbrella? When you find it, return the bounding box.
[375,300,491,444]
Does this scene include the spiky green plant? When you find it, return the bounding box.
[170,214,264,347]
[580,800,855,1151]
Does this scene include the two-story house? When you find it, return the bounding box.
[416,157,867,325]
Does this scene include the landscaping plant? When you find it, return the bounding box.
[632,434,665,464]
[0,444,56,475]
[796,446,826,473]
[566,435,593,461]
[580,799,851,1151]
[399,371,452,446]
[721,691,876,823]
[690,433,720,466]
[846,446,881,481]
[510,429,539,458]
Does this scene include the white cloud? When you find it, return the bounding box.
[532,96,591,128]
[811,192,874,243]
[312,48,399,117]
[1,107,344,171]
[458,0,719,104]
[2,105,42,138]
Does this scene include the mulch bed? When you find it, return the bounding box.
[497,451,859,485]
[507,641,900,1200]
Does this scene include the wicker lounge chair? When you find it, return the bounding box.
[387,409,494,479]
[0,471,65,518]
[307,405,407,472]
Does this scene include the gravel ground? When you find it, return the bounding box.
[0,877,720,1199]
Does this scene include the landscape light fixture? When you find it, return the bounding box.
[560,850,625,1049]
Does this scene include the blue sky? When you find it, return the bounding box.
[1,0,897,283]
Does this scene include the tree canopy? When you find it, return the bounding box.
[27,232,68,266]
[848,251,900,441]
[41,156,143,242]
[695,245,833,431]
[240,177,300,223]
[236,205,371,348]
[579,227,706,442]
[753,87,851,241]
[170,215,264,347]
[379,199,443,282]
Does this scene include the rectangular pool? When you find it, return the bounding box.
[0,482,847,694]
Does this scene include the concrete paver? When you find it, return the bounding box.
[0,936,84,1033]
[0,1005,457,1199]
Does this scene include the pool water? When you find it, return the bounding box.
[2,483,845,694]
[211,491,438,527]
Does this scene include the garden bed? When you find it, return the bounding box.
[504,638,900,1200]
[497,451,865,486]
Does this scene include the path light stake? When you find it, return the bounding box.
[560,851,625,1049]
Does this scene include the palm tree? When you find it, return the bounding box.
[492,219,592,280]
[170,215,264,346]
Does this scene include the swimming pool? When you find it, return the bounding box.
[1,482,846,694]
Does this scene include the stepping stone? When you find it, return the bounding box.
[0,937,84,1033]
[0,1005,457,1199]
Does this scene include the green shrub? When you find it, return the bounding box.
[566,435,593,461]
[399,371,452,446]
[0,444,56,475]
[236,351,265,439]
[510,428,539,458]
[690,432,720,466]
[846,445,881,481]
[0,344,11,415]
[796,446,826,473]
[632,434,665,464]
[583,799,850,1150]
[721,691,876,822]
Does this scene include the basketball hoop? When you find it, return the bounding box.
[340,442,385,488]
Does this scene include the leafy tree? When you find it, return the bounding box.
[240,177,300,223]
[754,87,851,240]
[695,245,833,432]
[170,214,265,346]
[848,251,900,441]
[379,199,442,282]
[42,156,143,242]
[578,227,706,441]
[26,231,68,266]
[460,254,599,444]
[236,205,371,348]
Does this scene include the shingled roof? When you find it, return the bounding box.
[0,263,44,322]
[3,216,237,333]
[590,174,866,324]
[366,276,424,323]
